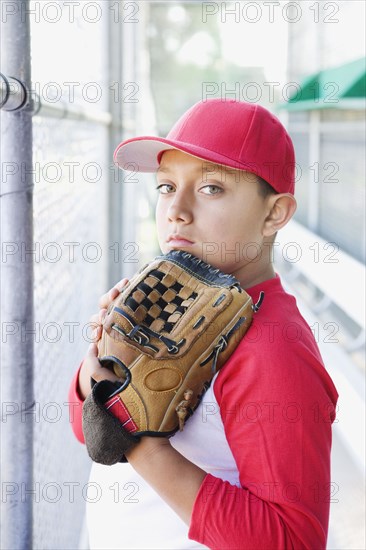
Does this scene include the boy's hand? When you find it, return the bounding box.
[77,279,129,400]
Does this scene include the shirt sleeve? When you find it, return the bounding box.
[188,330,338,549]
[67,363,85,444]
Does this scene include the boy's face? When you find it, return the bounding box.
[155,149,275,286]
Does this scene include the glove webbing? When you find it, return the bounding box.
[125,267,199,335]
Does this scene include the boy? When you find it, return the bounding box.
[69,99,338,549]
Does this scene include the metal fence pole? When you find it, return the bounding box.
[107,4,124,287]
[0,1,35,548]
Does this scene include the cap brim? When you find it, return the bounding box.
[114,137,177,172]
[113,136,256,174]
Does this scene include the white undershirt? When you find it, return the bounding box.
[86,373,240,550]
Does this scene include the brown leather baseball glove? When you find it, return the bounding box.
[82,250,264,465]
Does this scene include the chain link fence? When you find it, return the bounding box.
[31,116,109,549]
[28,3,111,546]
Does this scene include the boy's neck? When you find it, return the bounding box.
[236,264,276,290]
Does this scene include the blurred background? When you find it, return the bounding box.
[1,1,365,548]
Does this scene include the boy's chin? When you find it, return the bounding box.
[163,244,195,255]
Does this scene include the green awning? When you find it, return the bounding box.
[281,57,366,111]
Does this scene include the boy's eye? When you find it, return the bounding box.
[200,185,223,195]
[156,183,175,194]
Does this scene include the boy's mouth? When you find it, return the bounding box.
[166,234,194,247]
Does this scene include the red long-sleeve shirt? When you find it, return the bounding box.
[68,274,338,549]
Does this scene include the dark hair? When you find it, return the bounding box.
[256,176,277,198]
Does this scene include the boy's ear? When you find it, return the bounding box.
[263,193,297,236]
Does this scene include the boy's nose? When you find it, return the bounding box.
[167,193,193,224]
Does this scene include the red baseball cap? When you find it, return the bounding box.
[114,99,295,194]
